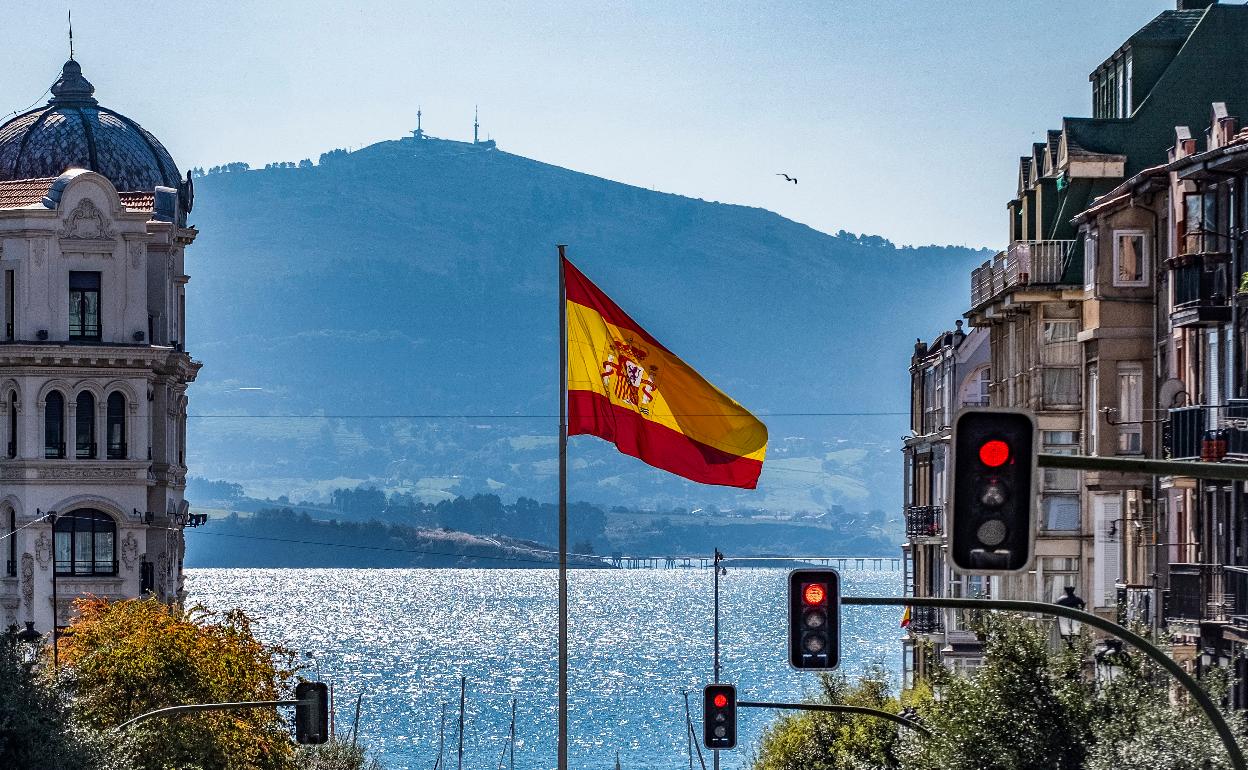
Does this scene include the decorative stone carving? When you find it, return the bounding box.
[20,553,33,620]
[121,531,139,570]
[30,239,47,268]
[60,199,116,240]
[37,466,135,480]
[128,240,143,269]
[0,468,24,480]
[34,532,51,570]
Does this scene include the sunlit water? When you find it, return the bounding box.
[186,568,902,770]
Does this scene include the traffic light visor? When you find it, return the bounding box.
[802,583,827,605]
[979,439,1010,467]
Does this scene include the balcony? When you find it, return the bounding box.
[1169,254,1231,327]
[908,605,944,634]
[1166,564,1248,625]
[1166,403,1248,461]
[970,241,1077,311]
[905,506,943,539]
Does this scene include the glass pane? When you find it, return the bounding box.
[94,530,114,572]
[1044,497,1081,531]
[74,530,92,574]
[1117,235,1143,283]
[54,530,71,572]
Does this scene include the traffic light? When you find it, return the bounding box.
[703,683,737,750]
[295,681,329,745]
[788,568,839,669]
[950,408,1037,573]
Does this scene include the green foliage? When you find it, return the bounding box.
[294,738,384,770]
[0,628,101,769]
[57,597,299,770]
[754,665,913,770]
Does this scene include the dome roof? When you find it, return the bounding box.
[0,60,182,193]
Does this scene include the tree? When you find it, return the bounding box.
[0,628,101,769]
[57,597,299,770]
[754,665,917,770]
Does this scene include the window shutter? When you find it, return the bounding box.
[1208,329,1221,431]
[1094,494,1123,607]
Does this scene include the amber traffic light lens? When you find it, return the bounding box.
[979,439,1010,467]
[713,693,728,708]
[803,583,827,605]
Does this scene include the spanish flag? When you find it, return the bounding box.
[564,258,768,488]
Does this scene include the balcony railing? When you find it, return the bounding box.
[908,605,944,634]
[905,506,943,539]
[1166,402,1248,461]
[1170,254,1232,327]
[1166,564,1248,624]
[970,241,1077,310]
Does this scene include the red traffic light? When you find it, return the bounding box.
[802,583,827,605]
[713,693,728,708]
[978,439,1010,468]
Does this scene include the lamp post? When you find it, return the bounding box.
[1055,586,1085,646]
[1095,639,1130,686]
[16,621,41,666]
[47,511,57,671]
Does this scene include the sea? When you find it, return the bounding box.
[185,567,903,770]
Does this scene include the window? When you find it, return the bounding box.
[1043,431,1080,491]
[1042,557,1081,603]
[53,509,115,576]
[75,391,95,459]
[1043,368,1080,406]
[68,271,100,340]
[6,509,14,577]
[1041,320,1079,365]
[1043,496,1080,531]
[1113,231,1147,287]
[962,366,990,407]
[44,390,64,459]
[1183,191,1219,255]
[107,392,126,460]
[1087,366,1099,454]
[1084,231,1097,289]
[1117,362,1143,454]
[6,390,15,458]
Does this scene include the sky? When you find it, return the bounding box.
[0,0,1179,249]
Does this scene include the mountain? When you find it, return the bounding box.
[183,135,988,522]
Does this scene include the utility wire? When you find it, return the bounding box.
[0,511,53,542]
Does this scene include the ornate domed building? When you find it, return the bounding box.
[0,60,201,640]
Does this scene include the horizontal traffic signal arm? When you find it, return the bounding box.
[845,595,1245,770]
[1038,453,1248,482]
[735,700,930,737]
[114,698,309,732]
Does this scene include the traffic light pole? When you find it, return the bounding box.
[1038,452,1248,482]
[846,596,1246,770]
[712,549,723,770]
[114,698,307,731]
[735,700,931,738]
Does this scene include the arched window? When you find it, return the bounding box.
[107,392,126,460]
[44,390,64,459]
[6,390,15,458]
[53,509,116,576]
[5,509,14,577]
[76,391,95,459]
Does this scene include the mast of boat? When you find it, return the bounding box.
[457,676,467,770]
[433,701,447,770]
[496,697,516,770]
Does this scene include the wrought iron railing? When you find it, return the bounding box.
[905,506,942,538]
[1172,255,1231,308]
[908,605,943,634]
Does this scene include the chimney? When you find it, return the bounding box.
[1177,0,1216,9]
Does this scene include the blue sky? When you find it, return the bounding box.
[1,1,1175,248]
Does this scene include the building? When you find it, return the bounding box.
[0,59,201,638]
[902,322,989,685]
[904,0,1248,682]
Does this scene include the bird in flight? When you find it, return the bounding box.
[776,173,797,184]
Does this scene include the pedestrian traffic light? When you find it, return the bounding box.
[703,684,737,750]
[788,568,839,669]
[950,408,1037,573]
[295,681,329,745]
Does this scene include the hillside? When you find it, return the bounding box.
[183,135,988,521]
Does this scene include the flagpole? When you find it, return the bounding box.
[556,244,570,770]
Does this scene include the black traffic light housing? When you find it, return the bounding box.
[295,681,329,745]
[703,683,737,750]
[950,408,1037,573]
[788,568,840,670]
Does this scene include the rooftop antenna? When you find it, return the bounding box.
[414,106,424,139]
[68,9,74,60]
[474,105,479,145]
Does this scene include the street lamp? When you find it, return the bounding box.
[1095,639,1130,685]
[15,621,42,665]
[1055,586,1085,645]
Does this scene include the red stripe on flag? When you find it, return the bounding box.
[568,390,763,489]
[563,258,667,352]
